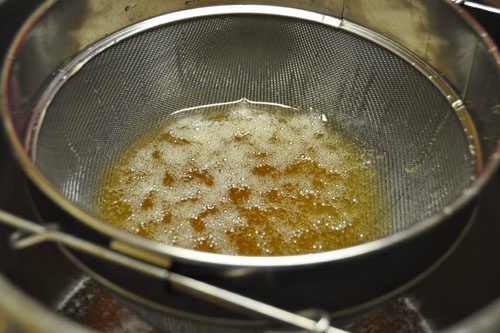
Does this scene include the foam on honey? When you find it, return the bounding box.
[97,100,382,255]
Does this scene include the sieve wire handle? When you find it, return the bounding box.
[452,0,500,15]
[0,209,348,333]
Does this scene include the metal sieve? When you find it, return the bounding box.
[33,7,476,235]
[1,1,500,332]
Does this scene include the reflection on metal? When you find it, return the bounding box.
[1,0,499,331]
[72,0,345,51]
[453,0,500,15]
[0,210,348,333]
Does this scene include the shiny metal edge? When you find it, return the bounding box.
[58,203,478,321]
[0,273,95,333]
[59,245,271,329]
[1,3,499,269]
[460,0,500,15]
[339,19,484,172]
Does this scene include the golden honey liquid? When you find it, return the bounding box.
[97,100,383,255]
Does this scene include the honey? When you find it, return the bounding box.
[97,100,383,255]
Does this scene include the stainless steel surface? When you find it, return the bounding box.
[1,128,499,332]
[1,0,344,129]
[0,0,485,319]
[454,0,500,15]
[0,276,94,333]
[0,0,498,327]
[24,4,475,244]
[1,0,497,268]
[0,210,346,333]
[1,0,489,259]
[343,1,500,161]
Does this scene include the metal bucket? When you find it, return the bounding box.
[1,0,499,332]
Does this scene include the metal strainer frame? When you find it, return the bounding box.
[9,3,483,266]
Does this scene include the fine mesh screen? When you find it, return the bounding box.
[32,14,475,236]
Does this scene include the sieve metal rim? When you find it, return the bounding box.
[2,3,500,268]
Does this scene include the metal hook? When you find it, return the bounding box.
[314,312,333,333]
[0,209,349,332]
[10,224,59,249]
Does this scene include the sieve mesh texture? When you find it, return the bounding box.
[32,13,475,236]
